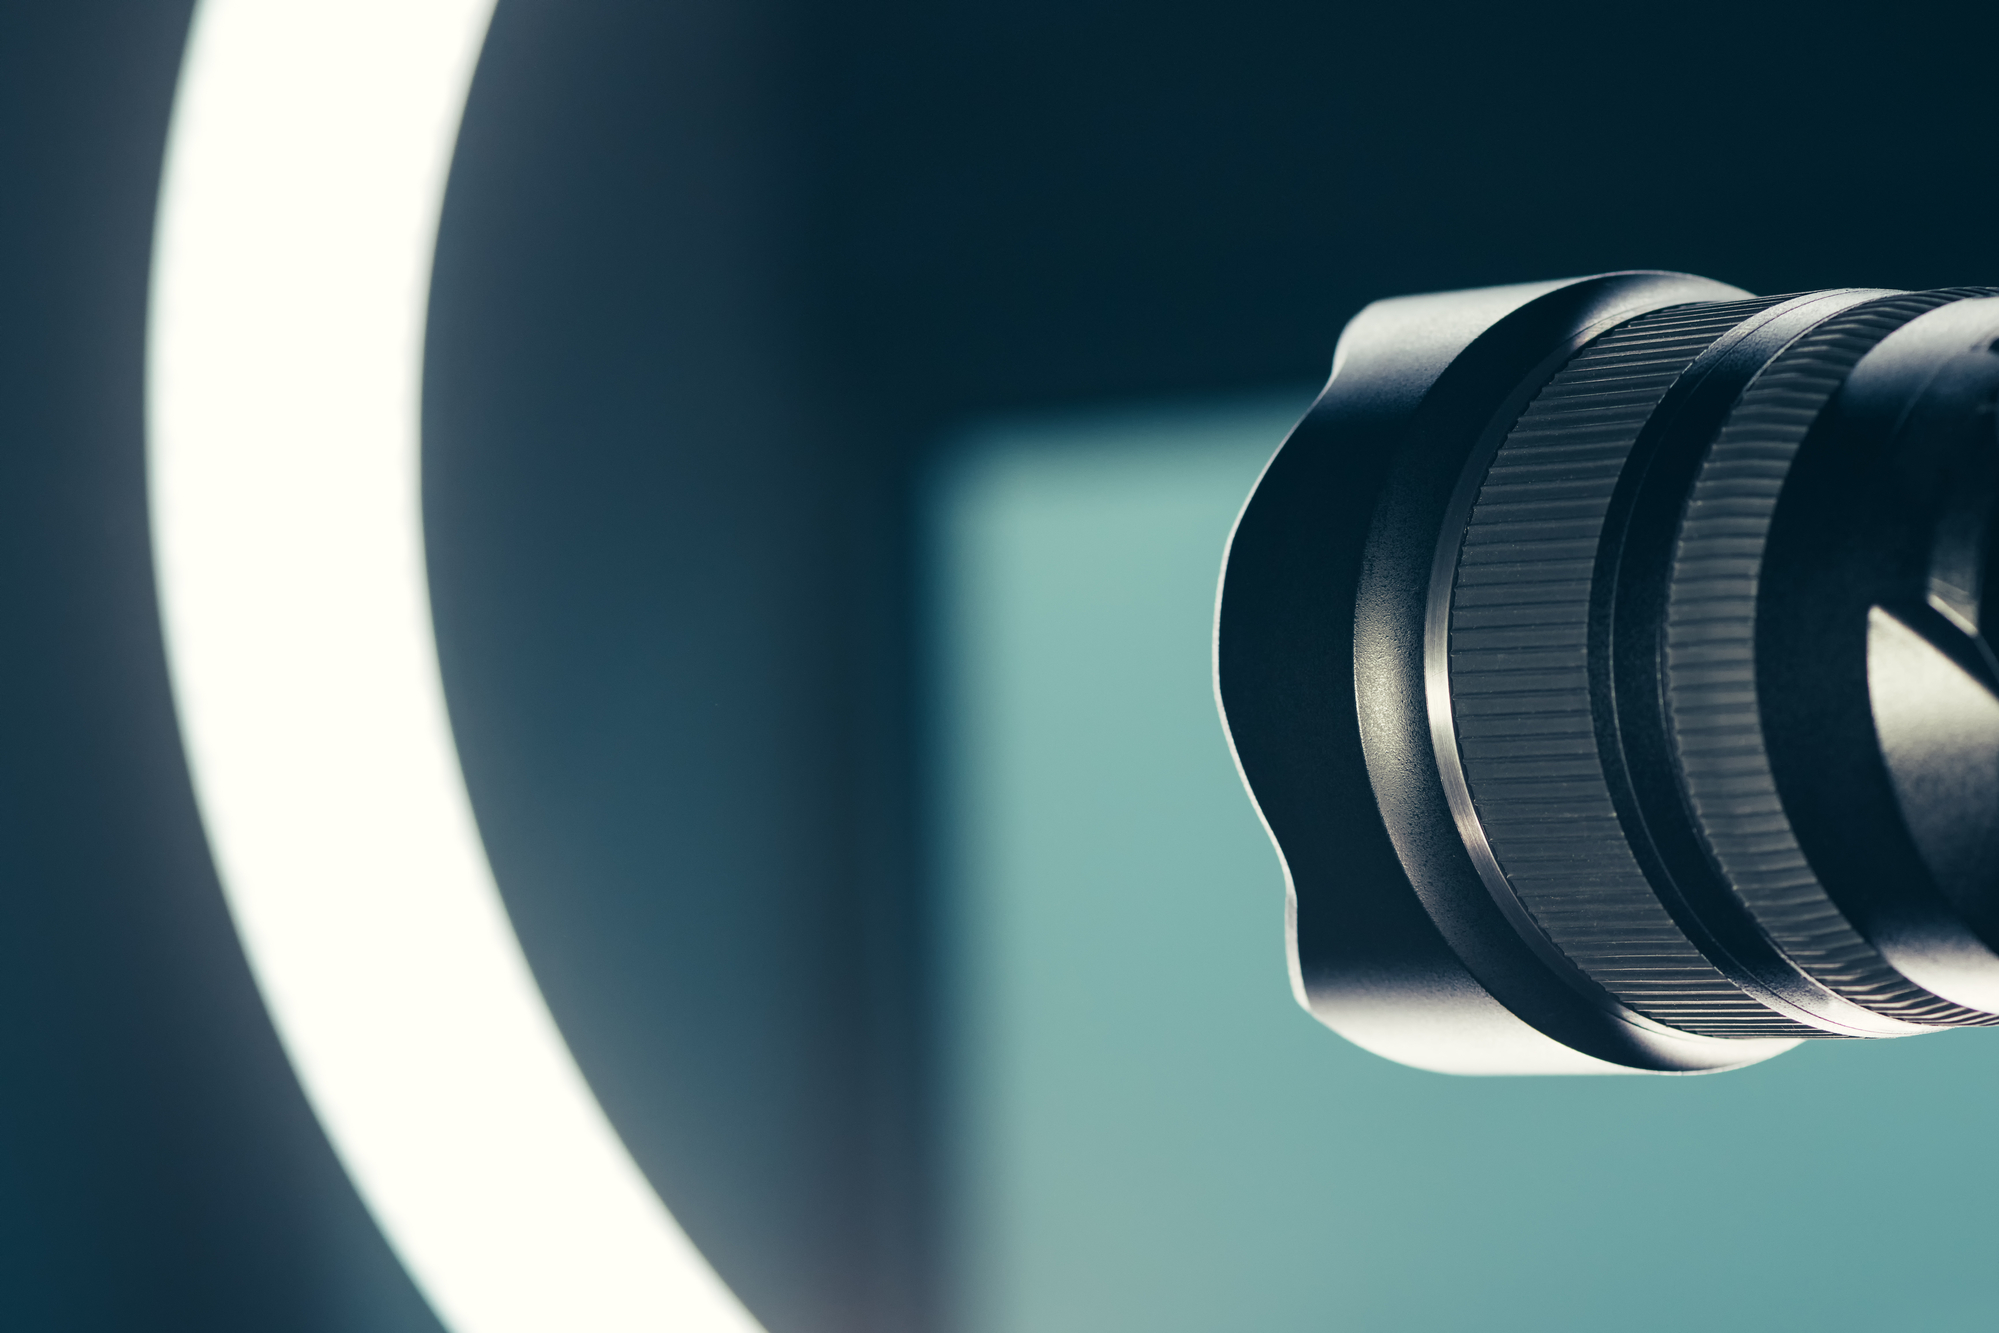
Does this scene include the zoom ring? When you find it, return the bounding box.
[1449,299,1811,1038]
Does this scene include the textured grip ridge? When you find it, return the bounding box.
[1664,289,1999,1028]
[1450,298,1810,1038]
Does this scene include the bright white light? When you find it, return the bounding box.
[147,5,762,1331]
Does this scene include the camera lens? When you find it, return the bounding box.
[1217,273,1999,1073]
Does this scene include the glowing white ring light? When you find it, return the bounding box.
[147,4,761,1330]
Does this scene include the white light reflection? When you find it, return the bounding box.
[147,4,762,1330]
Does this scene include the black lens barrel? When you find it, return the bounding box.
[1217,273,1999,1073]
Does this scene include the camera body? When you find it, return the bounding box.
[1216,273,1999,1073]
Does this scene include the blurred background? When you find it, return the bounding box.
[5,0,1999,1329]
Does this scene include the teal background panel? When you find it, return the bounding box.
[933,395,1999,1333]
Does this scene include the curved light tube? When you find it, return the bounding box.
[147,5,761,1330]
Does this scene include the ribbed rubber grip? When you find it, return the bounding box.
[1664,289,1999,1028]
[1450,299,1810,1038]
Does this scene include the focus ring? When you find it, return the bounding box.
[1450,299,1809,1038]
[1664,289,1999,1028]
